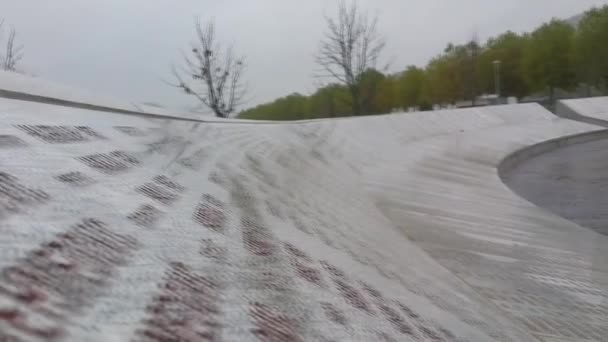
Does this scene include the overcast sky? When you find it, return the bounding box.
[3,0,608,111]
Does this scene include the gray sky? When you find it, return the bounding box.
[3,0,608,111]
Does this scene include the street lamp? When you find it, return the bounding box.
[493,60,501,99]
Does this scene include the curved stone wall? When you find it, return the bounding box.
[557,96,608,127]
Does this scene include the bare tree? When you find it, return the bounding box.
[0,19,24,72]
[316,1,386,115]
[172,19,246,118]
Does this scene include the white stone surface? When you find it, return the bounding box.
[0,70,221,121]
[558,96,608,124]
[0,80,606,341]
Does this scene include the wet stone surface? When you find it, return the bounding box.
[503,137,608,236]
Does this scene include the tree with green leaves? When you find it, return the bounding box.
[397,66,426,110]
[462,38,481,105]
[425,45,465,105]
[523,20,577,104]
[239,93,308,121]
[308,84,350,118]
[478,32,529,99]
[370,74,397,114]
[357,69,391,114]
[575,6,608,94]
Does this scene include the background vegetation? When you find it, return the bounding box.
[239,6,608,120]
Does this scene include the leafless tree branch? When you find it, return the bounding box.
[0,19,24,72]
[315,1,385,115]
[171,18,247,118]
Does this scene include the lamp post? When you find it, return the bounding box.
[493,60,501,100]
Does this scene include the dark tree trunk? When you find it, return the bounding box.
[350,87,361,116]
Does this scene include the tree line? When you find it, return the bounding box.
[230,4,608,120]
[0,4,605,120]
